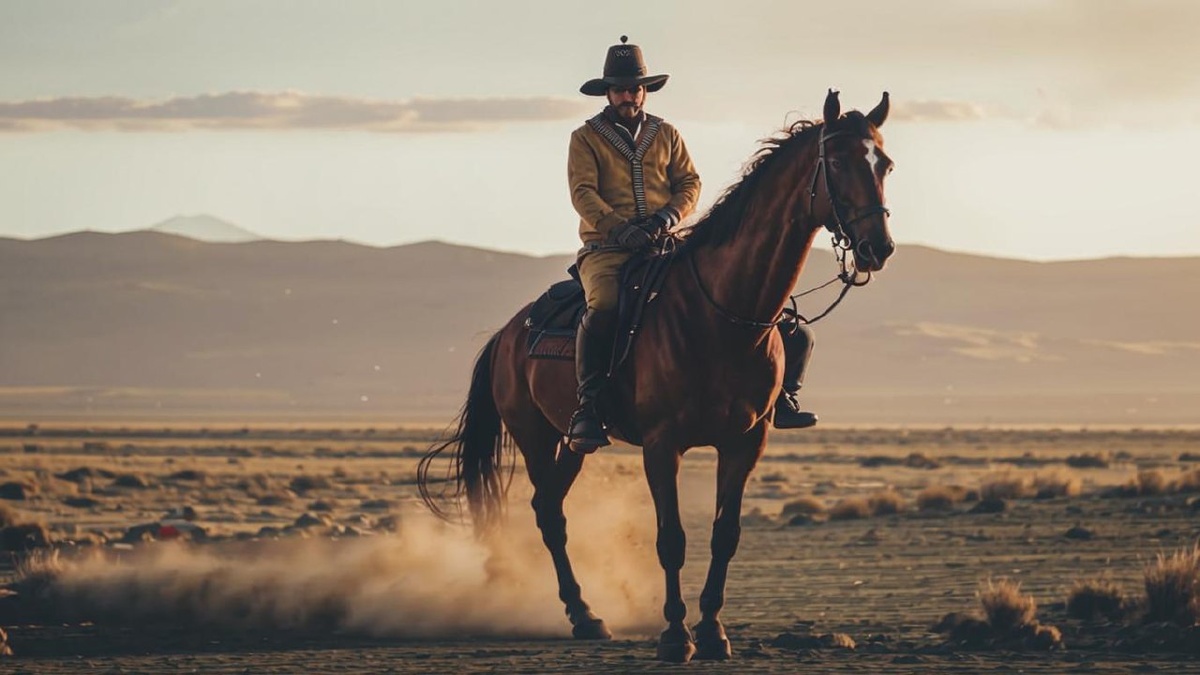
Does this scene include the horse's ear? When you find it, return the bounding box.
[823,89,841,126]
[867,91,890,128]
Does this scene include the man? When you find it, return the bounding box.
[566,36,817,454]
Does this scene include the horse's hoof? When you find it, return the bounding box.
[656,638,697,663]
[572,617,612,640]
[694,636,732,660]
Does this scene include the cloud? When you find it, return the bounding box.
[889,100,990,124]
[0,91,590,133]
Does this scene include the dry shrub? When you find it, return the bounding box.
[0,480,38,500]
[981,474,1032,501]
[1131,470,1169,497]
[289,475,333,494]
[12,548,65,596]
[166,469,208,482]
[905,452,940,470]
[828,497,871,521]
[56,467,115,484]
[1,522,51,552]
[0,502,21,528]
[1143,544,1200,625]
[308,499,338,513]
[917,485,967,511]
[978,578,1038,632]
[360,498,394,511]
[1067,576,1127,621]
[758,472,788,484]
[824,632,856,649]
[63,496,103,509]
[1173,468,1200,494]
[1032,471,1082,499]
[867,489,905,516]
[1027,624,1063,650]
[780,496,824,517]
[1066,453,1110,469]
[236,473,274,494]
[112,473,151,489]
[970,497,1008,514]
[859,455,897,468]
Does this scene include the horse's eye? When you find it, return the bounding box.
[828,157,842,171]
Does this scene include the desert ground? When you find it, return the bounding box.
[1,424,1199,673]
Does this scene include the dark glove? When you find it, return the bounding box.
[613,215,666,250]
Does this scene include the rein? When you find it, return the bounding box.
[690,127,885,330]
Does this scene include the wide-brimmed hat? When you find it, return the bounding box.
[579,36,669,97]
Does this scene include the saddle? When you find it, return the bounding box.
[525,249,677,370]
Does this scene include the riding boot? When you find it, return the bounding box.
[774,320,818,429]
[568,308,618,454]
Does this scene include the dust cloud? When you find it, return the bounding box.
[21,461,664,638]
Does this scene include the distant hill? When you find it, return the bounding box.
[148,214,260,243]
[1,232,1197,425]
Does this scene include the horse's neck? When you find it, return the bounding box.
[696,148,821,325]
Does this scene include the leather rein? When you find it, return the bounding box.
[689,127,889,329]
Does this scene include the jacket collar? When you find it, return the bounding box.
[602,105,645,142]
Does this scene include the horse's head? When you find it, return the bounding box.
[812,90,895,273]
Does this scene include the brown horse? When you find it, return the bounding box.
[419,90,895,662]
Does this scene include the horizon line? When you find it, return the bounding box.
[2,227,1197,265]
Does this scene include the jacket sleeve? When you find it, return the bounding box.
[664,125,701,224]
[568,129,625,233]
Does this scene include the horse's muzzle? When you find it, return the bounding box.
[854,237,894,272]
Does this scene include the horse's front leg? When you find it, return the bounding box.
[694,423,768,660]
[643,441,695,663]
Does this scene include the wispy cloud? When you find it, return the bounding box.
[889,99,990,124]
[0,91,590,133]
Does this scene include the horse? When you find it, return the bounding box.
[418,89,895,663]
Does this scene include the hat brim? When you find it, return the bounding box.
[580,74,669,97]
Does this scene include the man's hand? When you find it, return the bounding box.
[612,215,666,250]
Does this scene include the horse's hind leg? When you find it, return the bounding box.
[510,417,612,640]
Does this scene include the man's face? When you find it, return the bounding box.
[606,85,646,119]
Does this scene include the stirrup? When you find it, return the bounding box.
[774,392,818,429]
[568,407,610,455]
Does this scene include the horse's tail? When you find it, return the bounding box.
[417,332,511,531]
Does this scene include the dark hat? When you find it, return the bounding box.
[580,36,669,97]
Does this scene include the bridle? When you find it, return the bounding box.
[690,125,890,330]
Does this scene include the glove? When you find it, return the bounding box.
[613,215,666,250]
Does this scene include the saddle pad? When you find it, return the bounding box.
[528,332,575,360]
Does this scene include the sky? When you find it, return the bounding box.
[1,0,1198,260]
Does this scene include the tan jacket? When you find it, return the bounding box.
[568,111,701,245]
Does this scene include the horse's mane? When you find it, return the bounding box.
[679,112,867,249]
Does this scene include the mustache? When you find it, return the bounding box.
[619,102,638,108]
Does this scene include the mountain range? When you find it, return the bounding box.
[1,224,1197,425]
